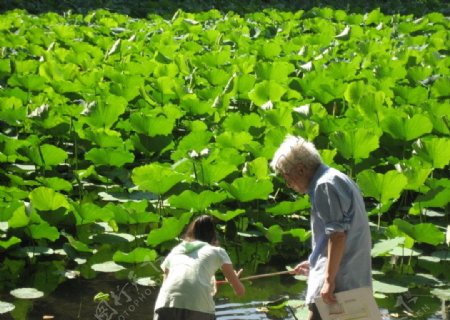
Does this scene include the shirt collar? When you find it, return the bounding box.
[307,163,329,197]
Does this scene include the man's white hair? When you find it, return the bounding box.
[270,135,322,175]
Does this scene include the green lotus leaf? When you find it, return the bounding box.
[373,280,408,294]
[180,94,214,115]
[263,105,293,128]
[381,113,433,141]
[216,131,254,150]
[266,198,310,215]
[265,225,284,243]
[7,74,46,91]
[209,209,245,222]
[357,170,408,205]
[259,42,281,59]
[234,74,256,95]
[410,183,450,215]
[83,94,127,129]
[248,80,287,106]
[82,128,124,148]
[394,219,445,246]
[168,190,227,211]
[113,248,158,264]
[85,148,134,167]
[25,144,68,169]
[205,68,231,86]
[63,232,93,253]
[0,301,15,314]
[8,204,29,228]
[0,59,11,77]
[385,225,415,248]
[330,128,381,161]
[393,85,428,105]
[10,288,44,299]
[413,137,450,169]
[91,261,126,273]
[371,237,406,257]
[105,202,160,224]
[195,161,237,186]
[147,212,192,246]
[72,203,114,224]
[132,163,185,195]
[0,236,21,250]
[29,186,70,211]
[171,130,212,161]
[29,222,60,241]
[220,177,273,202]
[431,77,450,98]
[36,177,73,192]
[109,75,144,101]
[255,61,295,82]
[389,246,422,257]
[288,228,311,242]
[296,72,345,104]
[222,112,262,133]
[397,158,432,191]
[246,157,269,179]
[130,113,175,137]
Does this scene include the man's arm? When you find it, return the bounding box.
[321,231,346,304]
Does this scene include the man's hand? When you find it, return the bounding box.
[291,260,310,276]
[320,279,336,304]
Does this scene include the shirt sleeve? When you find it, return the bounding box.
[160,255,170,270]
[313,181,353,235]
[217,247,232,265]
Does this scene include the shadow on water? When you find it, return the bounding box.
[0,0,449,18]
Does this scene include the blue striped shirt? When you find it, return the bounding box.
[306,164,372,304]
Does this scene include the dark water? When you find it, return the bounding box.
[1,273,447,320]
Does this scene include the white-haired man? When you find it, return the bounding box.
[270,135,372,320]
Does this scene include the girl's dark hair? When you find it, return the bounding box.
[183,215,217,244]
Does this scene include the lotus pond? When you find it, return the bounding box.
[0,1,449,319]
[0,267,448,319]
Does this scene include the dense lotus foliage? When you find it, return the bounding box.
[0,3,449,318]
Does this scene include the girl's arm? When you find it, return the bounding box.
[221,263,245,296]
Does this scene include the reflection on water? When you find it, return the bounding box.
[216,301,272,320]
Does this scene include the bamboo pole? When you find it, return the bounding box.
[216,270,292,285]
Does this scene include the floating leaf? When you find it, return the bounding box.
[136,277,159,287]
[0,301,15,314]
[10,288,44,299]
[91,261,126,273]
[431,288,450,300]
[373,280,408,294]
